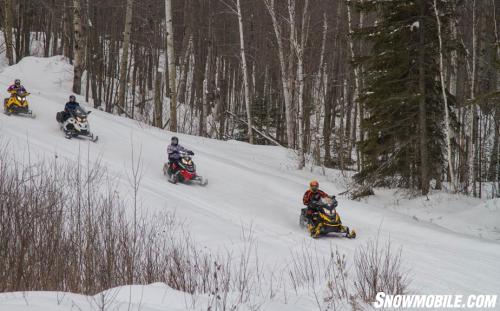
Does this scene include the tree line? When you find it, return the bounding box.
[1,0,498,197]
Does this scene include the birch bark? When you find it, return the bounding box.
[72,0,84,94]
[263,0,294,148]
[433,0,456,192]
[117,0,134,112]
[236,0,253,143]
[165,0,177,131]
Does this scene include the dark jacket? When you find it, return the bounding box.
[65,101,81,113]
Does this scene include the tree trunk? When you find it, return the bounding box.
[200,44,211,137]
[3,0,14,65]
[117,0,134,114]
[289,0,309,168]
[72,0,84,94]
[418,0,429,195]
[313,13,328,166]
[449,1,459,182]
[488,115,499,178]
[468,0,478,196]
[433,0,456,192]
[62,3,71,58]
[154,71,163,128]
[347,1,362,168]
[165,0,177,132]
[237,0,253,144]
[263,0,294,148]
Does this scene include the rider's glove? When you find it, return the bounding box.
[187,150,194,155]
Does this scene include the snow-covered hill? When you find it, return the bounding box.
[0,57,499,310]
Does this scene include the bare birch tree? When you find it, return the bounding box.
[289,0,309,168]
[165,0,177,132]
[72,0,84,94]
[313,13,328,167]
[117,0,134,113]
[263,0,294,148]
[236,0,253,144]
[467,0,478,195]
[347,0,362,165]
[433,0,456,192]
[3,0,14,65]
[418,0,429,195]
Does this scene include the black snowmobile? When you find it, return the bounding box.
[300,197,356,239]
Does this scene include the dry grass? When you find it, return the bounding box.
[353,238,410,303]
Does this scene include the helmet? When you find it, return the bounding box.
[171,136,178,146]
[309,180,319,192]
[69,95,76,102]
[14,79,21,86]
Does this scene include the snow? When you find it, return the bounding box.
[0,283,327,311]
[363,189,500,241]
[0,56,499,310]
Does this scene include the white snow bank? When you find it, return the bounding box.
[362,189,500,241]
[0,283,339,311]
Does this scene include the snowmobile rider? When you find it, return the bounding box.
[167,136,194,176]
[7,79,27,95]
[63,95,81,122]
[303,180,336,224]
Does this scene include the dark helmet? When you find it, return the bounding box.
[171,136,179,146]
[69,95,76,102]
[309,180,319,192]
[14,79,21,86]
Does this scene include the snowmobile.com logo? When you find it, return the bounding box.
[373,292,497,309]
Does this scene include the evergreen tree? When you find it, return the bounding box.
[352,0,456,194]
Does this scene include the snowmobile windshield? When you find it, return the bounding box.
[320,197,333,206]
[181,157,193,165]
[322,207,336,216]
[17,90,27,96]
[72,107,87,117]
[319,197,336,216]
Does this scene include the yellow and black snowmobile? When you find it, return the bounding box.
[4,90,34,118]
[299,197,356,239]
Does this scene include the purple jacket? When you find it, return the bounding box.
[167,144,190,160]
[7,85,27,93]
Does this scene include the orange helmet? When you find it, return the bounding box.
[309,180,319,192]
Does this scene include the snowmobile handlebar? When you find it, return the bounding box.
[13,91,29,97]
[69,107,91,116]
[310,197,338,209]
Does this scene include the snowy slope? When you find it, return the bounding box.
[0,57,499,310]
[364,189,500,241]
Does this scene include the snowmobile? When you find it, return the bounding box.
[56,107,98,142]
[299,197,356,239]
[162,151,208,186]
[3,90,35,118]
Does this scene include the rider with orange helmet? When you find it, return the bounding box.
[303,180,330,206]
[303,180,335,223]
